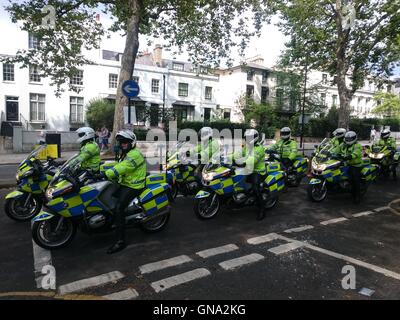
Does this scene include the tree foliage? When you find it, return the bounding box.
[372,91,400,117]
[273,0,400,127]
[2,0,272,137]
[85,98,115,130]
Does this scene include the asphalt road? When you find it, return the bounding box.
[0,175,399,300]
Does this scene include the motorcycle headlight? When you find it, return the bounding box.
[312,162,327,171]
[202,172,216,182]
[46,187,55,200]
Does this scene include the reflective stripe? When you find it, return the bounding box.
[111,167,119,177]
[126,156,145,168]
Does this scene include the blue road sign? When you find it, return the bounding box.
[122,80,140,98]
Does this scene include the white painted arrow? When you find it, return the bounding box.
[124,85,138,93]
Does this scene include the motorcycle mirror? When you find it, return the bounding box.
[314,145,318,148]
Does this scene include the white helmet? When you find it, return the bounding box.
[333,128,346,139]
[280,127,291,140]
[344,131,357,145]
[199,127,213,141]
[116,130,137,150]
[77,127,95,144]
[244,129,260,145]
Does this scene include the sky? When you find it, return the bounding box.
[0,0,399,77]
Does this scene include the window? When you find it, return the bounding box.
[205,86,212,100]
[247,70,254,81]
[3,63,14,81]
[246,85,254,99]
[204,108,211,121]
[6,96,19,121]
[28,33,39,49]
[262,71,269,83]
[320,93,326,106]
[322,73,328,84]
[133,76,139,84]
[151,79,160,93]
[261,87,269,104]
[332,94,338,107]
[109,74,118,88]
[70,70,83,86]
[178,83,189,97]
[29,66,41,83]
[30,93,45,122]
[223,110,231,120]
[172,62,184,71]
[276,88,284,108]
[70,97,84,123]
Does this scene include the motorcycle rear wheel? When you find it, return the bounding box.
[32,217,76,250]
[140,210,170,233]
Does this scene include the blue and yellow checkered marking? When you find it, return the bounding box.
[140,185,169,215]
[265,171,285,193]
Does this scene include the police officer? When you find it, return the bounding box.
[231,129,267,220]
[331,128,347,149]
[335,131,363,203]
[75,127,101,174]
[267,127,298,170]
[193,127,220,176]
[374,129,397,179]
[105,130,146,254]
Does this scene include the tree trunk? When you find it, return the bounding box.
[335,0,353,129]
[111,0,142,144]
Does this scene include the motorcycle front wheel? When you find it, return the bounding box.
[5,194,42,222]
[32,217,76,250]
[307,183,328,202]
[194,193,220,220]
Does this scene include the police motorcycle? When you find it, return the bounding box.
[162,141,202,198]
[264,149,308,187]
[365,144,400,178]
[193,156,286,220]
[31,155,171,250]
[307,144,378,202]
[4,145,60,221]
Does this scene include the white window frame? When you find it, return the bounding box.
[178,83,189,97]
[29,33,40,50]
[3,63,15,82]
[205,86,212,100]
[151,79,160,93]
[70,70,84,86]
[173,62,184,71]
[70,96,84,124]
[109,73,118,89]
[29,65,41,83]
[30,93,45,122]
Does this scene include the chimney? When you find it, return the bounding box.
[153,44,163,67]
[246,55,264,66]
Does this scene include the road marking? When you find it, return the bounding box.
[284,225,314,233]
[353,211,373,218]
[139,255,193,274]
[247,233,279,245]
[58,271,125,295]
[268,242,304,255]
[196,244,239,258]
[151,268,211,293]
[103,288,139,300]
[373,206,389,212]
[31,221,53,289]
[278,235,400,281]
[219,254,264,271]
[320,217,348,225]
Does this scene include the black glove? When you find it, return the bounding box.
[94,172,106,180]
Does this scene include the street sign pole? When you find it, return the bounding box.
[128,97,131,124]
[122,79,140,128]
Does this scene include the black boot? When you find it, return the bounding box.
[107,240,126,254]
[257,208,266,221]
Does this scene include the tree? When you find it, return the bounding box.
[2,0,271,141]
[372,91,400,117]
[85,98,115,130]
[274,0,400,128]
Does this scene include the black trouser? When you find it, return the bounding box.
[249,173,263,209]
[348,166,361,200]
[113,186,142,242]
[281,158,293,171]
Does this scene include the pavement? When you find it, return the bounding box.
[0,176,399,300]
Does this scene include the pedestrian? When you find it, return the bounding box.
[37,125,46,145]
[370,126,376,143]
[101,126,109,152]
